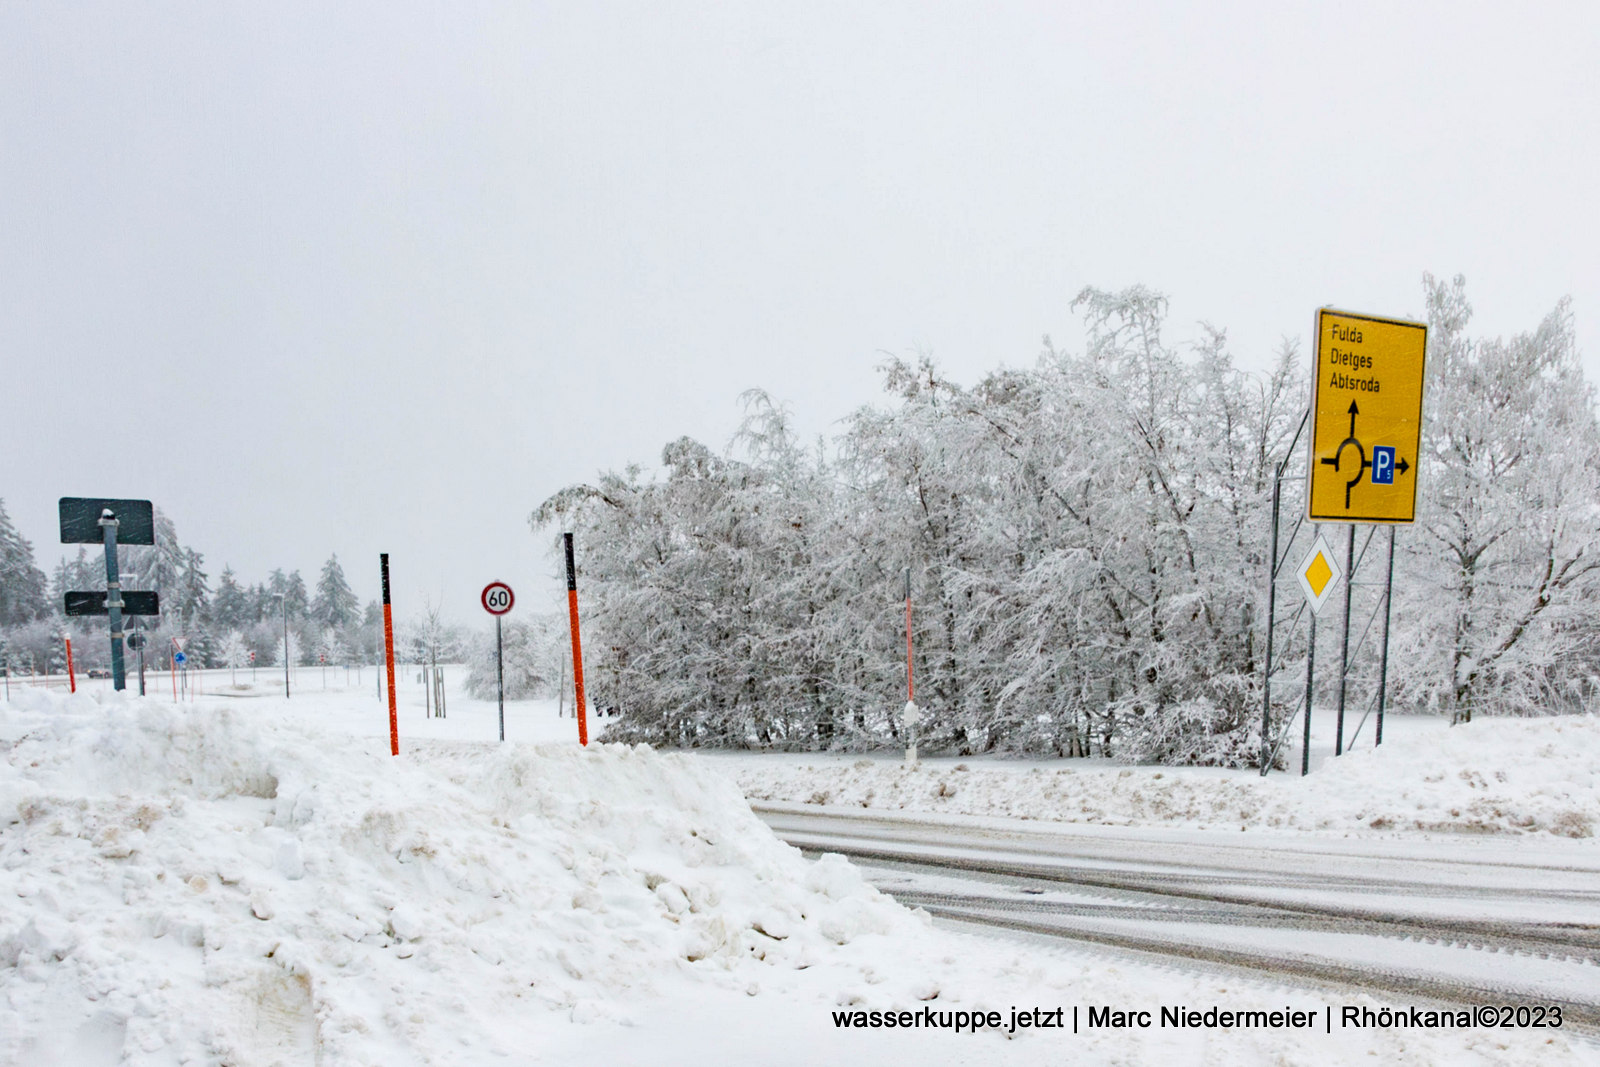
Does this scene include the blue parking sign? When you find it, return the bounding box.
[1372,446,1395,485]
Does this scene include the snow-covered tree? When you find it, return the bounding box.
[532,275,1600,763]
[284,571,310,621]
[464,615,564,700]
[312,554,359,630]
[0,498,50,625]
[312,628,344,668]
[174,548,210,626]
[1394,276,1600,719]
[212,567,249,631]
[219,630,249,683]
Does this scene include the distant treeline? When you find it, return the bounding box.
[0,510,463,676]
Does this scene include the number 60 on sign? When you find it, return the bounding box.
[481,582,514,616]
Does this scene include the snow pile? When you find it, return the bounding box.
[737,715,1600,838]
[5,690,1596,1066]
[0,689,922,1065]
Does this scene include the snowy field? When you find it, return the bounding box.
[2,668,1595,1065]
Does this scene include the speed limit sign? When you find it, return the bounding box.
[481,581,514,616]
[482,581,515,742]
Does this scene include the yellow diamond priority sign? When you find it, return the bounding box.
[1307,308,1428,523]
[1296,535,1343,616]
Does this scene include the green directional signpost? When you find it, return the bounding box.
[59,498,160,692]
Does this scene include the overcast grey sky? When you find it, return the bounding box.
[4,2,1597,622]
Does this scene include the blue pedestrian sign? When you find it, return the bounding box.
[173,651,187,666]
[1372,446,1395,485]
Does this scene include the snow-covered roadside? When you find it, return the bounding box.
[728,714,1600,839]
[1,687,1594,1065]
[0,689,927,1064]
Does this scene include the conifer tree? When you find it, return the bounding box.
[0,499,51,625]
[212,567,249,631]
[312,554,359,629]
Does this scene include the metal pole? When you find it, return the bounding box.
[281,596,291,698]
[496,614,505,742]
[1335,523,1355,756]
[904,567,913,703]
[433,647,443,718]
[99,510,127,690]
[1260,468,1283,774]
[1303,557,1317,778]
[1376,525,1396,746]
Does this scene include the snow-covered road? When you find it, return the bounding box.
[759,802,1600,1027]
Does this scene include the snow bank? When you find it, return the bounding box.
[737,715,1600,838]
[0,689,922,1065]
[4,690,1593,1066]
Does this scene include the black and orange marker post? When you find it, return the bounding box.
[65,636,76,694]
[564,532,589,746]
[380,553,399,757]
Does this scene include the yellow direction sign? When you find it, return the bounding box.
[1307,308,1428,523]
[1296,535,1343,615]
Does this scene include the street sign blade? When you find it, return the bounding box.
[64,591,106,616]
[63,590,161,616]
[59,498,156,544]
[124,591,159,615]
[1306,310,1427,524]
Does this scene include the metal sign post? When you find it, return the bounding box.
[277,594,291,699]
[482,581,515,742]
[128,630,146,695]
[1262,308,1426,776]
[60,499,159,693]
[902,567,918,765]
[97,506,124,692]
[1306,308,1426,762]
[59,498,157,692]
[1295,535,1341,775]
[1375,527,1397,745]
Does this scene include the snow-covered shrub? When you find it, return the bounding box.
[464,614,564,700]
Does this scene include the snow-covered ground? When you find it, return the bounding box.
[2,670,1594,1064]
[723,713,1600,839]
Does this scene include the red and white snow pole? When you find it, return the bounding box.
[381,553,399,757]
[903,567,919,765]
[564,532,589,746]
[64,636,75,693]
